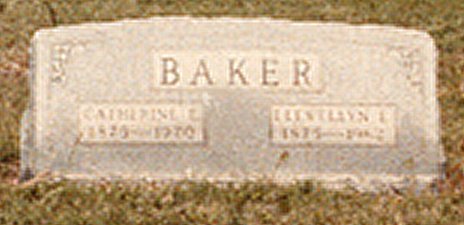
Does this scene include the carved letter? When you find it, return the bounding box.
[262,59,279,86]
[190,59,214,86]
[161,57,180,85]
[293,59,311,86]
[228,59,249,85]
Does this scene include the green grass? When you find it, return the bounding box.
[0,0,463,224]
[0,181,463,225]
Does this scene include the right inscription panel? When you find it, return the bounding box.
[271,104,396,145]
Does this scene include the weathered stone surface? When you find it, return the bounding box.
[21,17,444,190]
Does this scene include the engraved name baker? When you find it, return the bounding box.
[153,51,322,90]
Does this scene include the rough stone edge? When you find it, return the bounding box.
[429,27,446,187]
[41,173,440,193]
[19,109,33,181]
[19,36,37,182]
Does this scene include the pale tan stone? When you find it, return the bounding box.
[21,17,444,190]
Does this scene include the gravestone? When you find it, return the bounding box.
[21,17,444,190]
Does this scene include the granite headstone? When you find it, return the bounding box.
[21,17,444,190]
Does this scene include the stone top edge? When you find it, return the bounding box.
[31,16,434,43]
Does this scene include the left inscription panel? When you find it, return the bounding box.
[78,104,204,143]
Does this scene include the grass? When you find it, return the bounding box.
[1,181,463,224]
[0,0,463,224]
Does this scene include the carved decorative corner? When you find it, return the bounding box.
[389,46,425,96]
[50,41,88,84]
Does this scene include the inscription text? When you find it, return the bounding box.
[79,104,204,143]
[271,104,396,145]
[154,51,322,90]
